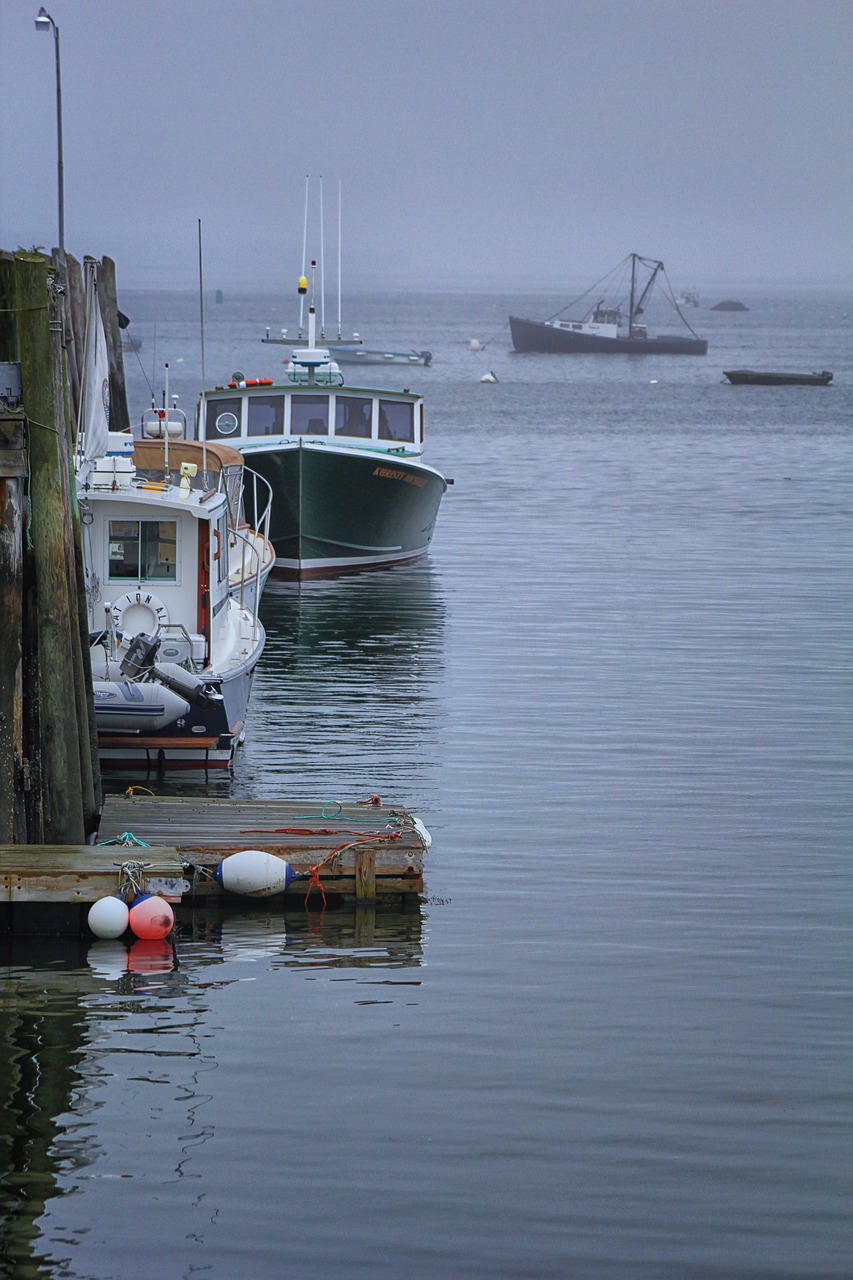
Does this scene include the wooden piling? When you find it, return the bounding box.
[0,420,26,844]
[355,847,377,902]
[16,252,86,845]
[97,256,129,432]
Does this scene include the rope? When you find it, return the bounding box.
[125,785,156,797]
[117,860,149,899]
[304,832,402,910]
[97,830,151,847]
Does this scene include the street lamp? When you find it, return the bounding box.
[35,6,64,254]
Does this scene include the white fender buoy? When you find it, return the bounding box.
[87,894,130,939]
[412,816,432,848]
[214,849,296,897]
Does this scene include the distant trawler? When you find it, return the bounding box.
[510,254,708,355]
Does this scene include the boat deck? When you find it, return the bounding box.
[0,795,427,934]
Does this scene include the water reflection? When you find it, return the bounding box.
[183,903,424,973]
[241,562,448,796]
[145,560,448,800]
[0,906,424,1276]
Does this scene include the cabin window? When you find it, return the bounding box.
[378,400,414,443]
[108,520,178,581]
[206,397,242,439]
[334,396,373,438]
[248,395,284,436]
[290,395,329,435]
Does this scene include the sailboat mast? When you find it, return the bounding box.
[337,181,342,340]
[628,253,637,337]
[299,174,309,336]
[319,175,326,339]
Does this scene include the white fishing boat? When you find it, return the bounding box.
[77,430,268,772]
[75,267,269,772]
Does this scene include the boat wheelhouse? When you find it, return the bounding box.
[196,310,448,580]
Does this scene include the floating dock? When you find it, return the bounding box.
[0,795,428,935]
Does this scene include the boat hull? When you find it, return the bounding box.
[243,441,447,579]
[96,645,263,772]
[509,315,708,356]
[332,347,432,367]
[723,369,833,386]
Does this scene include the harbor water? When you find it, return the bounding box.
[1,286,851,1278]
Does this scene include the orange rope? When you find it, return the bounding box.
[304,832,402,909]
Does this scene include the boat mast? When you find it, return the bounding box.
[299,174,309,337]
[197,220,207,476]
[319,175,326,340]
[337,180,342,340]
[628,254,637,336]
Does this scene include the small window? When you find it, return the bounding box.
[205,397,242,439]
[335,396,373,438]
[108,520,177,580]
[378,400,414,443]
[248,395,284,436]
[290,395,329,435]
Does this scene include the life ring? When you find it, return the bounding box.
[111,590,170,636]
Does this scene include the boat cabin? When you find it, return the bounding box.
[80,434,249,671]
[197,376,425,455]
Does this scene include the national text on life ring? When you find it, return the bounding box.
[111,590,170,636]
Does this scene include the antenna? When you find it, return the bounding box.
[163,362,170,474]
[197,219,208,478]
[299,174,309,336]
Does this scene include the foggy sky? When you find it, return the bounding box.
[1,0,851,293]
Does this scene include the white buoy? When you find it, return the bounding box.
[412,816,432,848]
[468,339,482,352]
[215,849,296,897]
[87,895,130,939]
[480,371,498,383]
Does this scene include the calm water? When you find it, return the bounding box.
[1,286,851,1278]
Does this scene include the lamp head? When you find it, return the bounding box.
[35,7,53,31]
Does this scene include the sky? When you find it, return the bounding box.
[1,0,851,293]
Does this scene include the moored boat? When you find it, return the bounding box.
[329,347,433,367]
[510,253,708,355]
[198,282,448,580]
[77,432,267,771]
[722,369,833,386]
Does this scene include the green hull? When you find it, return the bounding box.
[242,441,447,579]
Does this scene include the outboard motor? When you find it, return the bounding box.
[153,661,223,710]
[420,350,433,367]
[119,632,161,679]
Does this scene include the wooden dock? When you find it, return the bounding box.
[0,794,428,934]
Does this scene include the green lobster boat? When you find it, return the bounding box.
[197,302,448,580]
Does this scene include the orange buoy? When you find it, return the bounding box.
[128,893,174,940]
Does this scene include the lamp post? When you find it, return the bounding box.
[35,6,64,254]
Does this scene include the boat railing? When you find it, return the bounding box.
[228,467,273,621]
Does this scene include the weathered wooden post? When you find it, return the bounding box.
[16,251,86,844]
[355,847,377,903]
[0,255,28,842]
[50,264,101,829]
[98,256,130,432]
